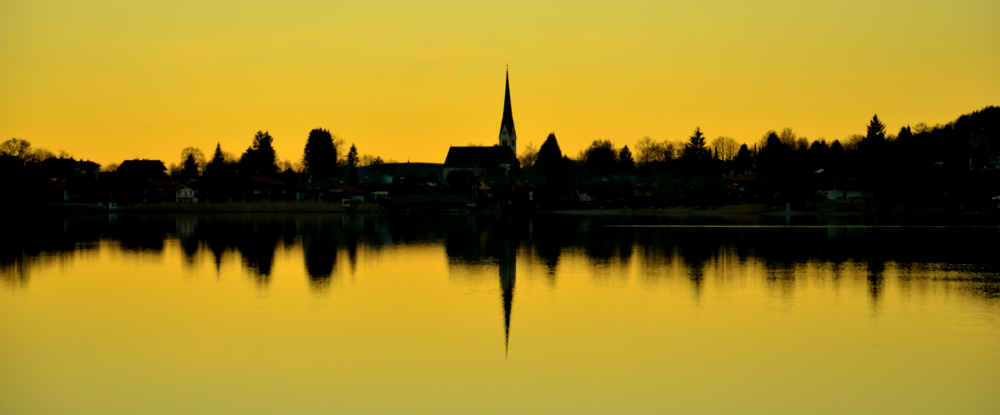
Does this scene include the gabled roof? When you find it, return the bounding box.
[118,159,167,179]
[444,146,518,169]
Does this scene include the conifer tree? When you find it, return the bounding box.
[241,131,277,176]
[682,127,711,163]
[303,128,337,180]
[346,144,359,185]
[618,145,635,174]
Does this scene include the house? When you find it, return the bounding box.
[175,185,197,203]
[146,179,188,203]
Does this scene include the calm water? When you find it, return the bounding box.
[2,213,999,414]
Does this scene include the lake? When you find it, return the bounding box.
[2,213,999,414]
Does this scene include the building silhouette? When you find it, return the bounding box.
[443,70,520,180]
[498,69,517,154]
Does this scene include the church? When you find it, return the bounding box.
[442,70,521,180]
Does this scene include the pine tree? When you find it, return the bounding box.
[682,127,710,161]
[241,131,277,176]
[210,143,225,165]
[181,153,199,179]
[346,144,359,185]
[618,145,635,174]
[303,128,337,180]
[867,114,887,143]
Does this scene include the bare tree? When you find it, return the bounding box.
[519,142,538,168]
[28,149,55,163]
[181,147,207,174]
[359,154,384,167]
[0,138,31,159]
[758,130,777,150]
[710,136,739,161]
[842,134,865,151]
[778,128,798,148]
[636,136,660,164]
[636,136,679,164]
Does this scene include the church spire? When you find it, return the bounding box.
[498,69,516,154]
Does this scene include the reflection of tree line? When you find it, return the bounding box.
[3,215,999,301]
[444,216,1000,303]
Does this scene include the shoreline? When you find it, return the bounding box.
[8,201,998,220]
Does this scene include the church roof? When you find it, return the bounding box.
[444,146,518,168]
[499,70,516,139]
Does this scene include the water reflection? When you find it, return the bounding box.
[7,214,1000,415]
[4,214,1000,304]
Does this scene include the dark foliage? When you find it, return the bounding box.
[240,131,277,176]
[303,128,336,180]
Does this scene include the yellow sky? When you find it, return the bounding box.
[1,0,997,166]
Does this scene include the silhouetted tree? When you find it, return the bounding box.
[582,139,617,176]
[0,138,31,160]
[203,143,230,178]
[866,114,887,143]
[181,153,199,179]
[208,143,225,167]
[733,144,753,172]
[200,143,233,200]
[829,139,845,153]
[359,154,384,167]
[710,136,739,161]
[346,144,359,185]
[896,125,913,142]
[536,133,567,185]
[240,131,277,176]
[303,128,337,180]
[179,147,205,179]
[777,128,803,150]
[618,145,635,174]
[537,133,563,166]
[682,128,710,162]
[518,142,538,168]
[756,131,797,199]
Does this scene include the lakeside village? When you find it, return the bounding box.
[2,74,999,214]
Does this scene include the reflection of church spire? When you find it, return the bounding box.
[499,241,517,354]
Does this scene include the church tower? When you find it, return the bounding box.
[498,70,516,154]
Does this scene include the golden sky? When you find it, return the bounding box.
[1,0,997,166]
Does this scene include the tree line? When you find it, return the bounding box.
[3,106,998,210]
[514,107,999,210]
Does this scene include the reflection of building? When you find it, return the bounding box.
[499,238,517,353]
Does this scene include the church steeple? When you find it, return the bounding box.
[498,69,516,154]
